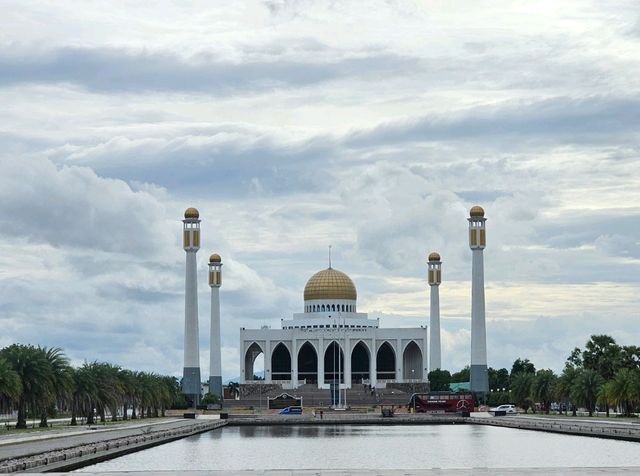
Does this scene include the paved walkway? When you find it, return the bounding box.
[0,418,199,461]
[40,468,640,475]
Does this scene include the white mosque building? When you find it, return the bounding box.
[240,267,429,390]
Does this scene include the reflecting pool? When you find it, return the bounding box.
[78,424,640,471]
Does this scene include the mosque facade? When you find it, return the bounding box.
[240,267,429,389]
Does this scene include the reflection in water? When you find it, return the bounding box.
[78,424,640,472]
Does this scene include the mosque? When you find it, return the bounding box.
[180,205,488,401]
[240,266,429,389]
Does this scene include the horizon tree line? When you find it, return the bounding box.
[0,344,186,429]
[428,335,640,416]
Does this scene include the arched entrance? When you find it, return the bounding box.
[376,342,396,380]
[351,341,370,383]
[324,341,344,384]
[297,342,318,383]
[271,343,291,381]
[244,342,264,381]
[402,341,423,380]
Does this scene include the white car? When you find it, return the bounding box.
[491,404,517,414]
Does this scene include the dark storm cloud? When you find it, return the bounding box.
[0,46,419,93]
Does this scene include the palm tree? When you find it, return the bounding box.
[71,363,98,425]
[556,365,579,416]
[119,369,136,420]
[510,372,535,413]
[158,376,179,417]
[0,357,22,412]
[38,347,72,427]
[90,362,124,422]
[597,381,615,417]
[0,344,51,428]
[571,368,604,417]
[227,382,240,400]
[532,369,557,414]
[611,368,638,416]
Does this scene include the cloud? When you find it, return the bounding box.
[1,0,639,380]
[343,96,640,149]
[0,156,173,254]
[0,46,419,94]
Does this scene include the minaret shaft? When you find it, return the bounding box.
[183,250,201,400]
[469,206,489,395]
[429,284,441,371]
[470,250,487,365]
[209,286,222,397]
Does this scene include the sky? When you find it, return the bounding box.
[1,0,639,380]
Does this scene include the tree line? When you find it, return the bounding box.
[428,335,640,416]
[0,344,186,429]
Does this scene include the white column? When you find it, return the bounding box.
[291,338,298,388]
[265,339,272,384]
[318,338,324,388]
[344,335,351,389]
[396,339,403,381]
[240,338,245,384]
[370,339,377,387]
[429,284,441,371]
[422,334,429,381]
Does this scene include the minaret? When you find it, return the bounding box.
[182,207,201,406]
[428,252,442,372]
[208,253,223,400]
[468,205,489,394]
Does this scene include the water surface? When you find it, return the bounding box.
[78,424,640,471]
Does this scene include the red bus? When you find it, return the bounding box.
[408,392,474,414]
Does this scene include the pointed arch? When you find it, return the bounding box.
[271,343,292,380]
[297,341,318,383]
[376,341,396,380]
[403,340,423,380]
[324,341,344,383]
[244,342,264,381]
[351,341,370,383]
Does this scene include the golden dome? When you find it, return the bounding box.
[428,252,441,262]
[209,253,221,263]
[304,268,357,301]
[470,205,485,217]
[184,207,199,219]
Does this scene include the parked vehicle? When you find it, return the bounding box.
[490,404,517,414]
[408,392,474,414]
[279,406,303,415]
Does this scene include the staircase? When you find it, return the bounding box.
[224,383,411,408]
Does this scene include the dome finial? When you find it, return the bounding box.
[328,245,332,269]
[184,207,199,219]
[470,205,485,218]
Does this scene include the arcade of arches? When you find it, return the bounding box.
[244,340,424,385]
